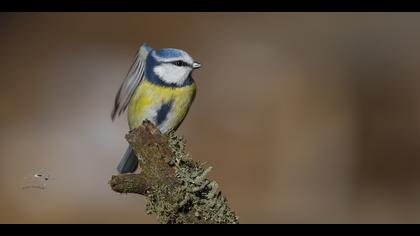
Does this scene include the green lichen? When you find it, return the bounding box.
[145,133,239,224]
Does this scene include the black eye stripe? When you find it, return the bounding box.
[170,60,191,67]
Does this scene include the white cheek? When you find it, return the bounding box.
[154,64,190,85]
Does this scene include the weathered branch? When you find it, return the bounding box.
[109,120,239,224]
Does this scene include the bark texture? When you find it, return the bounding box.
[109,120,239,224]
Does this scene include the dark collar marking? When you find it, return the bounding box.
[146,72,194,88]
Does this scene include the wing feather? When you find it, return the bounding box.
[111,43,151,120]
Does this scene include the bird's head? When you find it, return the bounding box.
[146,48,201,86]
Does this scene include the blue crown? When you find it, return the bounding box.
[154,48,185,58]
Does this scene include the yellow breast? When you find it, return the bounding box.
[127,80,196,132]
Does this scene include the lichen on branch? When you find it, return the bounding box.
[109,120,239,224]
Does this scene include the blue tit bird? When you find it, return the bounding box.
[111,43,201,173]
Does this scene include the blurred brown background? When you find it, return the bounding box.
[1,13,420,223]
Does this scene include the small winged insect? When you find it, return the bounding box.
[21,172,54,190]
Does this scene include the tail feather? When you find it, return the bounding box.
[117,146,139,173]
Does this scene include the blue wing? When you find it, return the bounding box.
[111,43,152,120]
